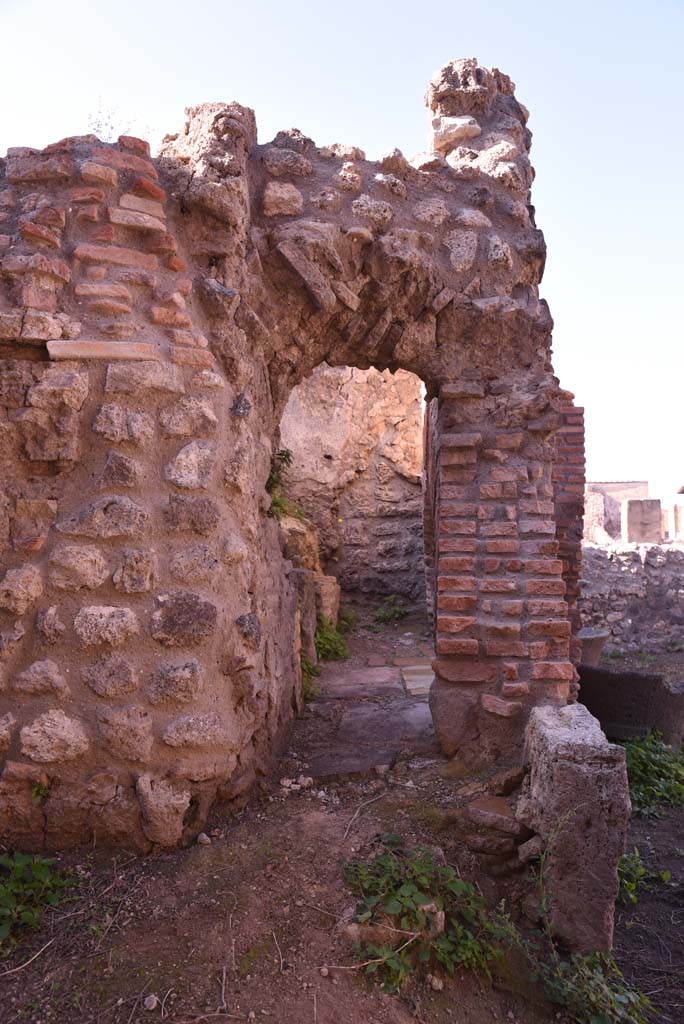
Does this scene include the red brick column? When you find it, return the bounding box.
[429,377,575,764]
[552,395,585,668]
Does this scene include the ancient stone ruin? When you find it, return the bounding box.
[0,58,630,947]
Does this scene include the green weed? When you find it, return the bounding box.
[373,594,409,624]
[618,847,670,905]
[343,836,652,1022]
[314,617,349,661]
[300,653,321,701]
[266,449,306,520]
[337,607,357,634]
[622,732,684,813]
[343,835,499,993]
[0,852,73,945]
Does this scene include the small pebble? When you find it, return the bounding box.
[197,832,212,846]
[143,994,159,1011]
[319,966,329,977]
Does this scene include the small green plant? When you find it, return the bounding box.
[343,837,652,1021]
[266,448,293,494]
[622,732,684,813]
[536,949,652,1024]
[491,906,652,1024]
[30,782,50,804]
[618,847,671,905]
[637,652,657,668]
[300,653,321,701]
[605,650,625,660]
[0,852,73,945]
[314,617,349,661]
[373,594,409,624]
[269,493,305,521]
[337,607,357,634]
[343,835,499,993]
[266,449,305,520]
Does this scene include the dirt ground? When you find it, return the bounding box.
[0,601,682,1023]
[613,810,684,1024]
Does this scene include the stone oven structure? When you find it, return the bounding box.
[0,58,617,895]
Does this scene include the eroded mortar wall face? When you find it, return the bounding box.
[280,364,425,599]
[0,58,585,849]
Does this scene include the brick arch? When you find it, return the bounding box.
[0,58,581,852]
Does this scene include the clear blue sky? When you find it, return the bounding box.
[2,0,682,499]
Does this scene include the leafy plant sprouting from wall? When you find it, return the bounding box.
[314,617,349,661]
[266,448,306,520]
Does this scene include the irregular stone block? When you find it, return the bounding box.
[83,654,138,697]
[162,495,220,535]
[263,181,304,216]
[101,451,140,488]
[136,772,191,847]
[0,564,43,615]
[275,241,337,311]
[443,229,478,271]
[431,114,481,154]
[20,710,89,763]
[516,704,631,952]
[169,545,220,584]
[480,693,522,717]
[11,498,58,553]
[74,606,140,646]
[411,197,448,226]
[159,398,218,438]
[113,549,157,593]
[164,441,216,489]
[148,659,202,706]
[13,659,70,698]
[104,360,184,396]
[151,592,218,646]
[92,404,154,445]
[35,606,66,644]
[28,370,88,411]
[236,612,261,647]
[263,147,313,177]
[162,711,226,748]
[351,194,394,229]
[97,706,153,761]
[57,496,149,538]
[0,712,15,753]
[48,544,109,590]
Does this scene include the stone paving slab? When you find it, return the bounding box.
[320,666,403,698]
[307,747,397,781]
[402,666,435,696]
[336,698,437,754]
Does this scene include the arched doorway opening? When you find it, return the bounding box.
[273,362,439,779]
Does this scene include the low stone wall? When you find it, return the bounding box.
[580,544,684,651]
[280,364,425,600]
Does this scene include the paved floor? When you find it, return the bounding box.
[306,658,440,781]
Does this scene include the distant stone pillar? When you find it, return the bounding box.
[430,375,574,765]
[621,499,662,544]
